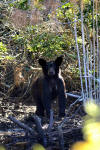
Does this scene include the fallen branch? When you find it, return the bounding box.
[66,92,81,98]
[8,116,35,135]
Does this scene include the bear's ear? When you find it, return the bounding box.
[39,58,46,67]
[55,56,63,66]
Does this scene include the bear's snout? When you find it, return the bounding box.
[48,67,55,76]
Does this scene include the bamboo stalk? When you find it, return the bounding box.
[93,0,96,100]
[86,45,91,98]
[81,0,88,102]
[74,13,84,99]
[90,40,93,100]
[85,25,93,99]
[96,0,99,102]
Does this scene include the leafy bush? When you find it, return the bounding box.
[12,23,76,60]
[27,31,68,58]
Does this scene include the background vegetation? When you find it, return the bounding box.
[0,1,100,149]
[0,0,100,92]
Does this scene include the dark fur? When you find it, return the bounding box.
[31,56,67,117]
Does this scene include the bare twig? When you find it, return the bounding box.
[74,12,84,99]
[58,126,64,150]
[81,0,88,100]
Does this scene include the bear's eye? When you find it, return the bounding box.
[48,62,54,67]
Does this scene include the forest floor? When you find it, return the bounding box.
[0,53,84,150]
[0,95,84,150]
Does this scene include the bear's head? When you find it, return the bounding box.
[39,56,63,77]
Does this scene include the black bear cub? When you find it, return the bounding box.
[31,56,67,117]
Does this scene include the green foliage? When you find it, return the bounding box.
[38,0,44,2]
[0,42,7,53]
[5,55,15,60]
[12,34,25,44]
[12,23,75,60]
[27,32,66,58]
[56,2,79,27]
[60,0,67,3]
[56,0,100,30]
[0,42,14,60]
[83,0,100,28]
[24,24,75,59]
[9,0,29,10]
[17,0,29,10]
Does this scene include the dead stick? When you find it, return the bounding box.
[8,116,34,135]
[47,109,54,132]
[58,126,64,150]
[33,115,47,147]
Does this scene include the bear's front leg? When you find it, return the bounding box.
[57,78,66,117]
[35,98,45,117]
[42,79,51,118]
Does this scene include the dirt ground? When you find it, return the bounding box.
[0,95,84,150]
